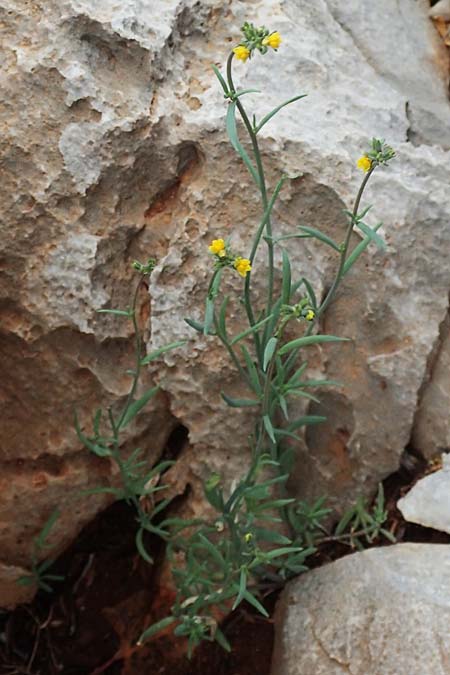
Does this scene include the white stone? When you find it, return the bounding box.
[397,454,450,533]
[272,544,450,675]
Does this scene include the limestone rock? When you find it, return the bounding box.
[430,0,450,22]
[271,544,450,675]
[1,0,450,607]
[412,314,450,459]
[397,454,450,533]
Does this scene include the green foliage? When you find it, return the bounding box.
[75,270,186,563]
[17,510,64,593]
[58,21,396,658]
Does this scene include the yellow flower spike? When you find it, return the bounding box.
[209,238,226,257]
[305,309,315,321]
[262,31,282,49]
[234,257,252,278]
[357,155,372,172]
[233,45,251,62]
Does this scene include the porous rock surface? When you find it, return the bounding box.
[1,0,450,605]
[271,544,450,675]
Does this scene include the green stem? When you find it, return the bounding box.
[316,168,374,318]
[226,53,275,320]
[284,169,375,376]
[117,278,145,429]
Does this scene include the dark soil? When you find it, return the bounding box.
[1,453,448,675]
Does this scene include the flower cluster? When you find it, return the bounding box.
[208,238,252,278]
[233,22,281,62]
[357,138,395,172]
[281,299,316,323]
[132,258,157,274]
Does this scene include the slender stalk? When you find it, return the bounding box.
[316,168,374,318]
[226,53,275,318]
[283,169,375,377]
[117,278,145,429]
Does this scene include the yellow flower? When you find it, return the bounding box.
[305,309,315,321]
[244,532,253,543]
[233,45,251,62]
[357,155,372,172]
[262,31,282,49]
[234,257,252,277]
[209,238,226,257]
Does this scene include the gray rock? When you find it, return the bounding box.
[398,454,450,533]
[2,0,450,606]
[272,544,450,675]
[430,0,450,21]
[412,315,450,459]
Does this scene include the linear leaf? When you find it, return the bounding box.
[226,101,260,186]
[297,226,341,251]
[255,94,307,134]
[97,308,131,317]
[35,509,60,549]
[74,412,111,457]
[211,64,229,95]
[354,220,386,251]
[263,415,276,443]
[140,340,186,365]
[214,627,232,652]
[263,337,278,372]
[221,392,260,408]
[119,386,160,428]
[230,314,273,346]
[278,334,349,356]
[281,248,292,305]
[136,528,154,564]
[288,415,326,432]
[218,295,229,338]
[343,222,383,275]
[241,346,262,395]
[232,567,248,610]
[300,277,317,310]
[138,616,176,644]
[235,88,261,98]
[242,589,269,617]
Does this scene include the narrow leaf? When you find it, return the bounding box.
[281,249,291,305]
[263,337,278,372]
[230,314,273,346]
[74,412,111,457]
[140,341,186,365]
[97,308,131,317]
[235,88,261,98]
[214,627,232,652]
[278,334,349,356]
[241,346,262,395]
[354,220,386,251]
[255,94,307,134]
[263,415,276,444]
[226,101,260,186]
[300,277,317,310]
[136,528,154,564]
[138,616,176,644]
[297,226,341,251]
[232,568,248,611]
[242,589,269,617]
[221,392,260,408]
[119,386,160,428]
[288,415,326,432]
[343,222,383,275]
[211,64,229,95]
